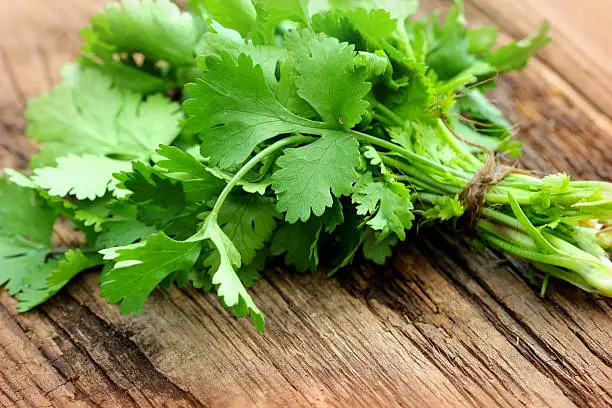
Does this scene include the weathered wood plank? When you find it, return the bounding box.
[0,1,611,407]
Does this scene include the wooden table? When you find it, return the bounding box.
[1,1,611,407]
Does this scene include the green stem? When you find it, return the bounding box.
[210,135,315,217]
[436,118,481,169]
[349,130,470,178]
[367,97,405,127]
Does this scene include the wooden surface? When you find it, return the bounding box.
[1,1,612,407]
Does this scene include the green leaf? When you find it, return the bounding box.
[0,237,49,295]
[362,229,398,264]
[95,203,157,248]
[201,21,287,86]
[423,195,465,221]
[237,249,267,287]
[155,145,226,202]
[252,0,311,45]
[31,155,131,200]
[468,26,498,54]
[272,133,361,222]
[353,176,414,240]
[328,209,365,275]
[271,217,322,272]
[184,53,315,168]
[453,89,513,140]
[117,162,186,211]
[0,179,61,305]
[17,250,103,312]
[326,0,418,21]
[100,232,201,314]
[294,33,371,129]
[26,67,181,168]
[486,21,550,73]
[189,0,256,36]
[84,0,201,67]
[0,178,57,244]
[199,217,266,331]
[213,194,278,265]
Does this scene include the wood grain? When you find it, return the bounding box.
[0,1,611,407]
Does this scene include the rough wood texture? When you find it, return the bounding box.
[1,1,611,407]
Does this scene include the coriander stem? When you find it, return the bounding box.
[367,97,405,127]
[210,135,315,217]
[349,130,470,178]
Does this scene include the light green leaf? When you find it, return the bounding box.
[486,21,550,73]
[32,155,131,200]
[26,67,181,168]
[0,178,57,244]
[189,0,256,36]
[84,0,201,67]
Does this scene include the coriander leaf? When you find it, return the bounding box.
[100,232,201,314]
[321,197,344,233]
[207,194,277,266]
[47,249,102,286]
[258,0,310,26]
[363,146,388,174]
[95,202,157,248]
[155,145,225,202]
[84,0,201,67]
[346,8,397,40]
[184,53,315,168]
[0,178,57,244]
[272,133,360,222]
[32,155,131,200]
[274,58,319,118]
[201,21,286,86]
[385,62,436,121]
[468,26,499,54]
[294,34,371,129]
[271,217,322,272]
[362,229,397,264]
[423,195,465,221]
[453,89,513,138]
[0,179,58,300]
[238,249,267,287]
[17,250,103,312]
[200,217,265,331]
[328,208,364,275]
[251,0,310,44]
[486,22,550,73]
[353,177,414,240]
[189,0,256,37]
[0,237,49,295]
[26,67,181,168]
[117,162,186,211]
[115,162,187,227]
[327,0,418,21]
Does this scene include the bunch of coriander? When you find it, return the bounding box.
[2,0,611,331]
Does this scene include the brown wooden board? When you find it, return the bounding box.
[0,1,611,407]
